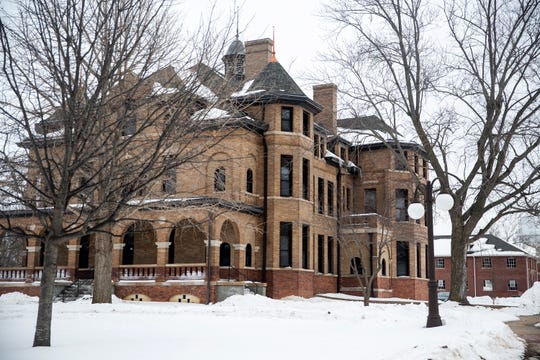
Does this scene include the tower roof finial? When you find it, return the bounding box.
[271,26,278,62]
[235,3,239,40]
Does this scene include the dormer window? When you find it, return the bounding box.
[281,107,293,132]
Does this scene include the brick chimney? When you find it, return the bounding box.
[245,38,273,80]
[313,83,337,134]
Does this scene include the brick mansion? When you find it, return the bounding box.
[0,37,435,303]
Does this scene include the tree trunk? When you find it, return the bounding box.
[33,240,59,347]
[93,232,114,304]
[449,223,469,304]
[363,277,373,307]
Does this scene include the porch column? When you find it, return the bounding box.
[66,243,81,281]
[112,242,124,281]
[25,239,40,283]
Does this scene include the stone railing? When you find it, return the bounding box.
[0,267,28,281]
[118,265,157,280]
[166,264,206,280]
[32,267,72,281]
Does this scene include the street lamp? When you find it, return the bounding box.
[407,179,454,328]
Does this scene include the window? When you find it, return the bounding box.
[317,235,324,273]
[245,244,252,267]
[414,154,419,174]
[162,161,176,194]
[279,222,292,267]
[508,280,517,291]
[346,188,351,211]
[302,159,309,200]
[364,189,377,213]
[302,225,309,269]
[340,147,347,163]
[122,116,136,136]
[327,237,333,274]
[437,280,446,289]
[327,181,334,216]
[314,135,320,157]
[350,257,362,275]
[435,258,445,268]
[381,258,387,276]
[482,257,492,268]
[214,167,226,192]
[318,178,324,214]
[281,106,293,132]
[483,279,493,291]
[219,242,231,267]
[422,159,428,178]
[302,111,310,137]
[506,257,516,268]
[395,151,408,170]
[246,169,253,193]
[395,189,409,221]
[416,243,421,277]
[280,155,293,197]
[396,241,409,276]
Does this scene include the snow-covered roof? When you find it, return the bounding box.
[230,80,264,97]
[190,108,232,121]
[434,234,532,257]
[323,150,361,173]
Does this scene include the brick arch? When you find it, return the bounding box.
[121,220,156,265]
[168,218,206,264]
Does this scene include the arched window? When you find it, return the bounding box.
[350,257,362,275]
[78,235,90,268]
[381,258,387,276]
[219,242,231,267]
[245,243,252,267]
[122,224,135,265]
[246,169,253,193]
[168,228,176,264]
[214,167,226,192]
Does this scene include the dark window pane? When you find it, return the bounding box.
[281,107,293,132]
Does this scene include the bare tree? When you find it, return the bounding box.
[322,0,540,303]
[0,0,237,347]
[339,213,393,306]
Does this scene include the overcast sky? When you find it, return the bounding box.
[180,0,329,94]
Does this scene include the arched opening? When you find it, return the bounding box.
[219,220,238,267]
[219,242,231,267]
[245,243,252,267]
[122,221,156,265]
[168,219,206,264]
[381,258,387,276]
[350,257,362,275]
[214,167,226,192]
[0,232,27,267]
[78,235,91,268]
[246,168,253,193]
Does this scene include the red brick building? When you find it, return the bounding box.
[0,37,430,302]
[434,234,538,298]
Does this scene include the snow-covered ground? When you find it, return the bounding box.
[1,283,539,360]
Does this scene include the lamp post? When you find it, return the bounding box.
[407,179,454,328]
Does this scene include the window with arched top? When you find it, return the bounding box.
[214,167,226,192]
[381,258,387,276]
[350,257,362,275]
[219,242,231,267]
[246,169,253,193]
[245,243,252,267]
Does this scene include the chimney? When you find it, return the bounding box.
[245,38,273,80]
[313,83,338,134]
